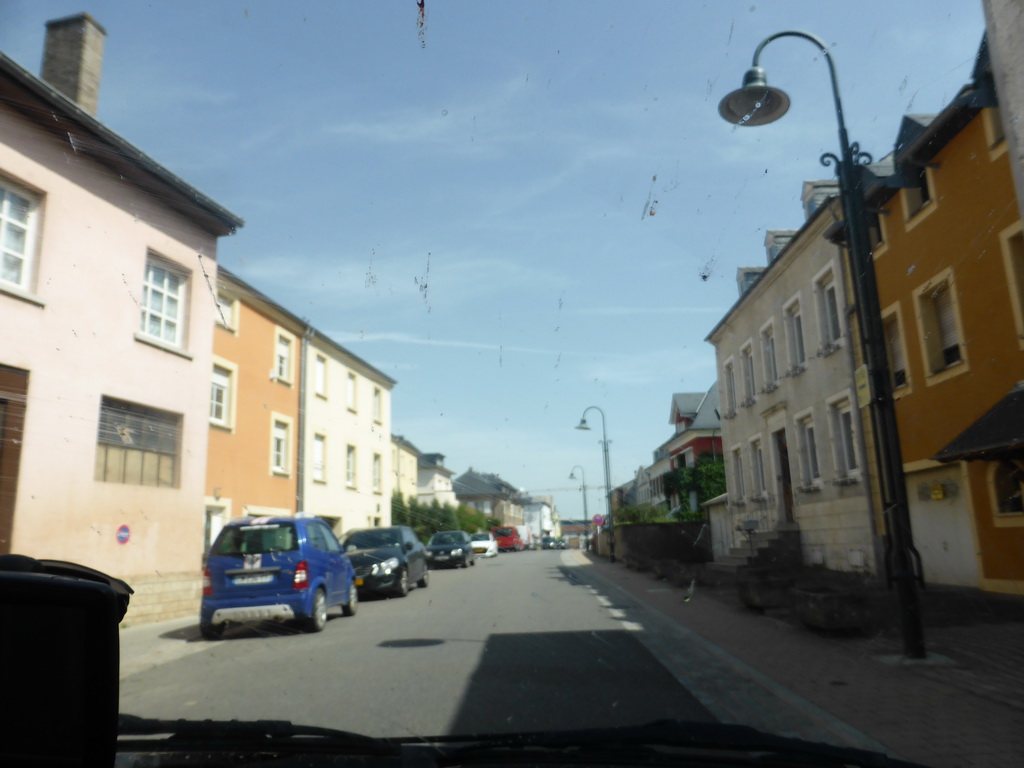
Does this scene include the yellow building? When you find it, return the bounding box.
[858,47,1023,593]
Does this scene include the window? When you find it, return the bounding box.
[373,387,382,422]
[731,448,745,499]
[141,257,187,347]
[903,164,931,217]
[94,397,180,487]
[275,334,293,382]
[866,209,885,250]
[346,445,356,487]
[915,275,963,375]
[314,355,327,397]
[313,434,326,482]
[272,419,290,475]
[751,439,766,496]
[1001,224,1024,346]
[723,361,736,415]
[0,180,40,292]
[215,294,235,329]
[796,416,820,485]
[347,372,357,411]
[373,453,382,493]
[785,301,805,370]
[210,365,232,426]
[740,344,756,405]
[816,271,842,348]
[884,313,908,389]
[992,461,1024,516]
[761,324,777,388]
[830,399,859,477]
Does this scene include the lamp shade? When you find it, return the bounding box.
[718,66,791,127]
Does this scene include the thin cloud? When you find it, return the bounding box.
[573,305,728,317]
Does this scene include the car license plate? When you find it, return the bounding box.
[355,577,364,586]
[436,555,449,560]
[233,573,273,585]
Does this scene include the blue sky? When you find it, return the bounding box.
[2,1,987,520]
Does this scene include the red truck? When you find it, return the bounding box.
[491,526,524,552]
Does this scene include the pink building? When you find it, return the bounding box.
[0,16,242,623]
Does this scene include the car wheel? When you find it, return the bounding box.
[417,567,429,589]
[470,556,476,566]
[341,582,358,616]
[394,568,409,597]
[200,621,224,641]
[304,587,328,632]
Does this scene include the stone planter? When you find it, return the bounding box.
[737,568,795,611]
[790,585,870,632]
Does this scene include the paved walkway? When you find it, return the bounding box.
[572,550,1024,768]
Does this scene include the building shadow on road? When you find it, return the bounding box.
[447,629,715,735]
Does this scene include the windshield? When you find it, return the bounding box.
[342,530,402,550]
[3,2,1021,767]
[429,532,463,545]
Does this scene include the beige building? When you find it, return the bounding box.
[0,16,243,623]
[706,183,878,575]
[392,435,421,503]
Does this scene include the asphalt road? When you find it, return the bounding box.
[119,549,714,738]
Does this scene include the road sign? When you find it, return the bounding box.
[592,514,605,526]
[116,524,130,544]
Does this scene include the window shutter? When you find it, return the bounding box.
[934,285,958,347]
[886,319,905,377]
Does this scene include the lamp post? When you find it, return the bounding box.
[719,30,925,658]
[576,406,615,563]
[569,465,590,548]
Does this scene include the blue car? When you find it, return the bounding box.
[200,516,356,639]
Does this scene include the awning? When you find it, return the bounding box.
[933,382,1024,462]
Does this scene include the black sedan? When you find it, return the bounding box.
[341,526,429,597]
[425,530,476,569]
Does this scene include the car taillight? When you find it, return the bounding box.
[202,567,212,596]
[293,560,309,589]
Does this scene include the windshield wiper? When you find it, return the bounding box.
[410,720,927,767]
[118,714,396,756]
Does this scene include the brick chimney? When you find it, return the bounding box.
[41,13,106,116]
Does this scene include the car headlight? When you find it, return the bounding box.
[452,548,463,556]
[371,557,400,576]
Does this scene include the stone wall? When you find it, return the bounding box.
[120,571,201,626]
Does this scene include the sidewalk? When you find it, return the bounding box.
[572,550,1024,768]
[119,615,207,679]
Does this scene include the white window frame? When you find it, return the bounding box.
[346,445,357,487]
[722,358,737,416]
[784,295,806,373]
[314,354,327,398]
[273,328,296,384]
[750,437,767,497]
[373,387,382,422]
[731,447,745,500]
[141,255,189,348]
[740,343,756,406]
[814,264,843,352]
[827,395,860,481]
[373,453,382,493]
[0,178,41,295]
[913,269,968,383]
[794,409,821,487]
[209,359,238,429]
[346,372,358,412]
[270,413,293,476]
[760,320,778,390]
[313,433,327,483]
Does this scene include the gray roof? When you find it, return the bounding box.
[669,392,705,424]
[0,50,243,237]
[453,469,523,500]
[689,383,721,431]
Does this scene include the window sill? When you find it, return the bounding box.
[209,420,234,433]
[215,322,237,334]
[797,483,822,494]
[761,382,779,394]
[993,512,1024,528]
[817,342,841,358]
[134,332,193,360]
[272,469,290,478]
[270,375,294,387]
[904,198,937,232]
[0,282,46,308]
[832,475,860,487]
[313,478,327,485]
[924,360,968,387]
[315,392,328,400]
[785,365,806,378]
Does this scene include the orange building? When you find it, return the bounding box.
[862,44,1023,593]
[203,269,303,546]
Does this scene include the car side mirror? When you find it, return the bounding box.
[405,541,414,552]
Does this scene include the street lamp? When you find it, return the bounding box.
[569,465,590,548]
[576,406,615,563]
[719,30,925,658]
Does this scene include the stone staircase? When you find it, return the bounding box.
[704,524,802,583]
